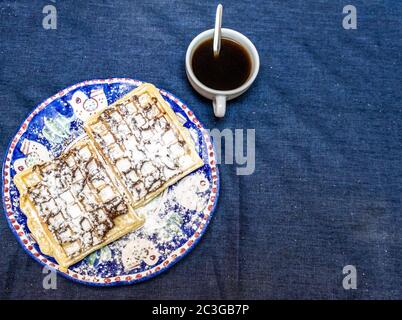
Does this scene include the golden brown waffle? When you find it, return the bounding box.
[84,83,204,208]
[14,138,144,269]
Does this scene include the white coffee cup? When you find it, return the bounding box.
[185,28,260,117]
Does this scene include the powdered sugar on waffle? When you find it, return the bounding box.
[26,139,129,258]
[87,91,199,204]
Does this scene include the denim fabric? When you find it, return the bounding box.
[0,0,401,299]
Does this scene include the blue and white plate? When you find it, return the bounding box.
[2,78,219,286]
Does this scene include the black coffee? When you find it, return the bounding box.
[191,38,252,91]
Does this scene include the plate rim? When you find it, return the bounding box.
[1,78,220,286]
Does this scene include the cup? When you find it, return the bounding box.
[185,28,260,117]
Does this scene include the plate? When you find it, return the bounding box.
[2,78,219,286]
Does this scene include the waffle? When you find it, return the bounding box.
[84,83,204,208]
[14,83,203,268]
[14,138,144,269]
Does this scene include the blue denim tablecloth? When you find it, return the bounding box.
[0,0,401,299]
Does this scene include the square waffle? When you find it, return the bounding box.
[14,138,144,269]
[84,83,204,208]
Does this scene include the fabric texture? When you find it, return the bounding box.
[0,0,401,299]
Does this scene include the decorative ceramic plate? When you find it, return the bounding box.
[2,78,219,286]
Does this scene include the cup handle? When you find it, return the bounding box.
[213,95,226,118]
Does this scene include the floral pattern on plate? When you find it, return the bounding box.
[2,78,219,286]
